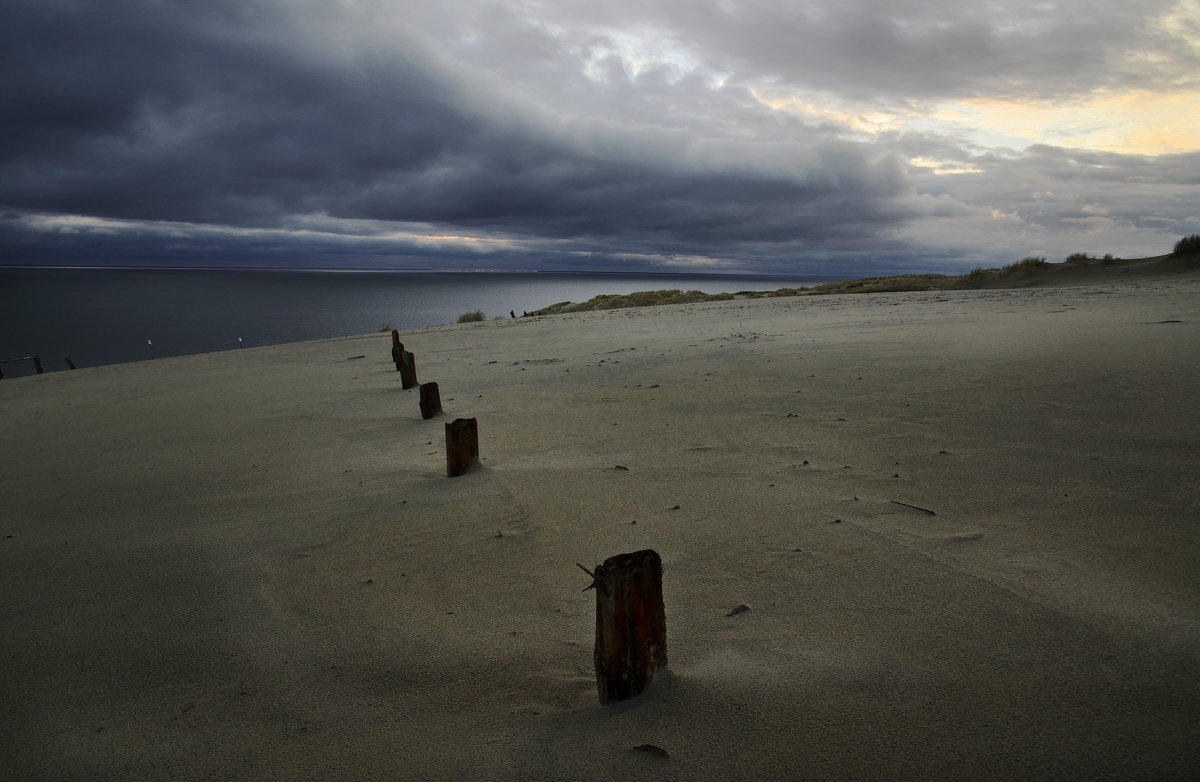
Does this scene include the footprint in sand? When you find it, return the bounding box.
[897,527,984,542]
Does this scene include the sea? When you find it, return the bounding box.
[0,267,838,377]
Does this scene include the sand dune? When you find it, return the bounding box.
[2,275,1198,779]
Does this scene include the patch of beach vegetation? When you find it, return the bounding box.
[527,235,1199,315]
[948,256,1050,287]
[800,274,954,295]
[533,289,735,314]
[1174,233,1200,259]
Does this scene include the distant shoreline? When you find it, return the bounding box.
[0,268,838,375]
[531,253,1200,314]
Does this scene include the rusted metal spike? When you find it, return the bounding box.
[576,563,602,591]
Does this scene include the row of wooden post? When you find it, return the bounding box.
[0,355,45,379]
[389,331,664,704]
[392,330,478,478]
[0,355,79,379]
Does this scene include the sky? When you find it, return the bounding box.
[2,0,1198,275]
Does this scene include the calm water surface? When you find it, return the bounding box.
[0,268,836,376]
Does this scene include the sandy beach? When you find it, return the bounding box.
[2,272,1198,780]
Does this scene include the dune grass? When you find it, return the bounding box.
[799,274,954,295]
[1175,234,1200,258]
[533,289,735,314]
[526,237,1196,316]
[457,310,486,323]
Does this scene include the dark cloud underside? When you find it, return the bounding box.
[2,0,1196,271]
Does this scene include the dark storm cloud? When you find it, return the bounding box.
[1,0,1196,271]
[1,1,478,225]
[0,0,944,269]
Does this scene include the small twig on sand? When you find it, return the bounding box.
[890,500,936,515]
[633,744,670,758]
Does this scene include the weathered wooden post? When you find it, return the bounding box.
[419,382,443,419]
[390,331,404,371]
[580,549,668,704]
[400,350,418,389]
[65,357,76,370]
[0,356,49,378]
[445,417,479,477]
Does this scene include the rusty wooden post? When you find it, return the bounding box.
[400,351,418,390]
[419,382,443,419]
[1,356,49,378]
[445,417,479,477]
[390,330,404,371]
[585,549,667,704]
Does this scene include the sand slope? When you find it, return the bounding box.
[2,277,1198,780]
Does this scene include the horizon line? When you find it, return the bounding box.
[0,263,852,279]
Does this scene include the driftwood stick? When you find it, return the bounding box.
[445,417,479,477]
[890,500,937,515]
[590,549,667,703]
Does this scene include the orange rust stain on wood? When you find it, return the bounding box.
[592,549,667,703]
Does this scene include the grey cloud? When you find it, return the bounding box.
[902,145,1200,261]
[0,0,1195,273]
[1,2,913,246]
[554,0,1200,102]
[2,1,476,224]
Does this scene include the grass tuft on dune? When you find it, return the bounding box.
[529,247,1200,316]
[533,289,735,314]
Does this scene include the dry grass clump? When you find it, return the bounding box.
[1065,252,1118,266]
[803,274,954,295]
[949,257,1045,288]
[457,310,486,323]
[1004,256,1048,274]
[533,289,734,314]
[524,239,1193,318]
[1174,234,1200,258]
[731,287,813,299]
[949,267,1000,286]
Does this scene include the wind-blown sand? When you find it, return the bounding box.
[2,274,1198,780]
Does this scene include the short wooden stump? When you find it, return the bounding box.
[445,417,479,477]
[589,549,667,703]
